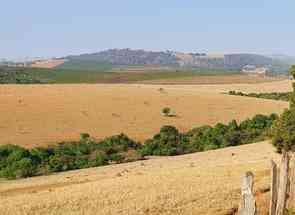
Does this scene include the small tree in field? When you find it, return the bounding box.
[272,65,295,153]
[162,107,171,117]
[80,133,90,141]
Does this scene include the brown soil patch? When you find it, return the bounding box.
[30,59,65,69]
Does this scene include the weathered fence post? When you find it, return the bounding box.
[275,151,289,215]
[239,171,256,215]
[287,155,295,210]
[269,160,278,215]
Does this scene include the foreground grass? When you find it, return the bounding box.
[0,114,277,179]
[0,141,277,215]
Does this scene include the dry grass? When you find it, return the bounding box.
[0,141,279,215]
[30,59,65,69]
[0,78,290,214]
[139,74,286,85]
[0,82,289,148]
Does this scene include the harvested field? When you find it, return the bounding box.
[30,59,65,69]
[0,81,289,148]
[0,141,279,215]
[146,79,293,93]
[139,74,285,85]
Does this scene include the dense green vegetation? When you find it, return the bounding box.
[0,67,45,84]
[0,134,143,179]
[141,114,277,156]
[228,90,291,101]
[58,60,113,71]
[272,65,295,152]
[0,113,278,179]
[0,66,239,84]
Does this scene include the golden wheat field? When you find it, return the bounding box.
[0,80,291,148]
[0,141,279,215]
[0,78,292,215]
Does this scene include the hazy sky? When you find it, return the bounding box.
[1,0,295,59]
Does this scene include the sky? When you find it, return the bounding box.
[1,0,295,60]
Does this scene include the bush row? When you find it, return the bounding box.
[140,114,278,156]
[228,90,291,101]
[0,134,143,179]
[0,114,278,179]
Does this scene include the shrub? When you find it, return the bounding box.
[30,147,53,164]
[80,133,90,141]
[90,152,108,167]
[99,134,141,153]
[162,107,171,117]
[48,155,70,172]
[15,158,37,178]
[141,126,191,156]
[0,158,36,179]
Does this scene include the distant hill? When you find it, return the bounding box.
[266,54,295,74]
[60,49,282,71]
[62,49,179,68]
[224,54,273,69]
[269,54,295,65]
[5,49,276,74]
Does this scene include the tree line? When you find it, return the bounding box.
[0,114,278,179]
[228,90,291,102]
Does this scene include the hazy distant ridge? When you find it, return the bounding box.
[63,49,277,70]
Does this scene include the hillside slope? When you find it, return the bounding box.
[0,141,279,215]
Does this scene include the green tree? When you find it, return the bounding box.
[289,65,295,109]
[272,65,295,152]
[80,133,90,141]
[162,107,171,117]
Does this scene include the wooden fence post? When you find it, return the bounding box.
[239,171,256,215]
[269,160,278,215]
[275,151,289,215]
[287,155,295,210]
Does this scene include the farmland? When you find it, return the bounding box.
[0,141,279,215]
[0,75,292,215]
[30,59,66,69]
[0,80,290,148]
[2,1,295,214]
[0,66,243,84]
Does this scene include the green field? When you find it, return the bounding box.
[57,60,113,71]
[0,66,239,84]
